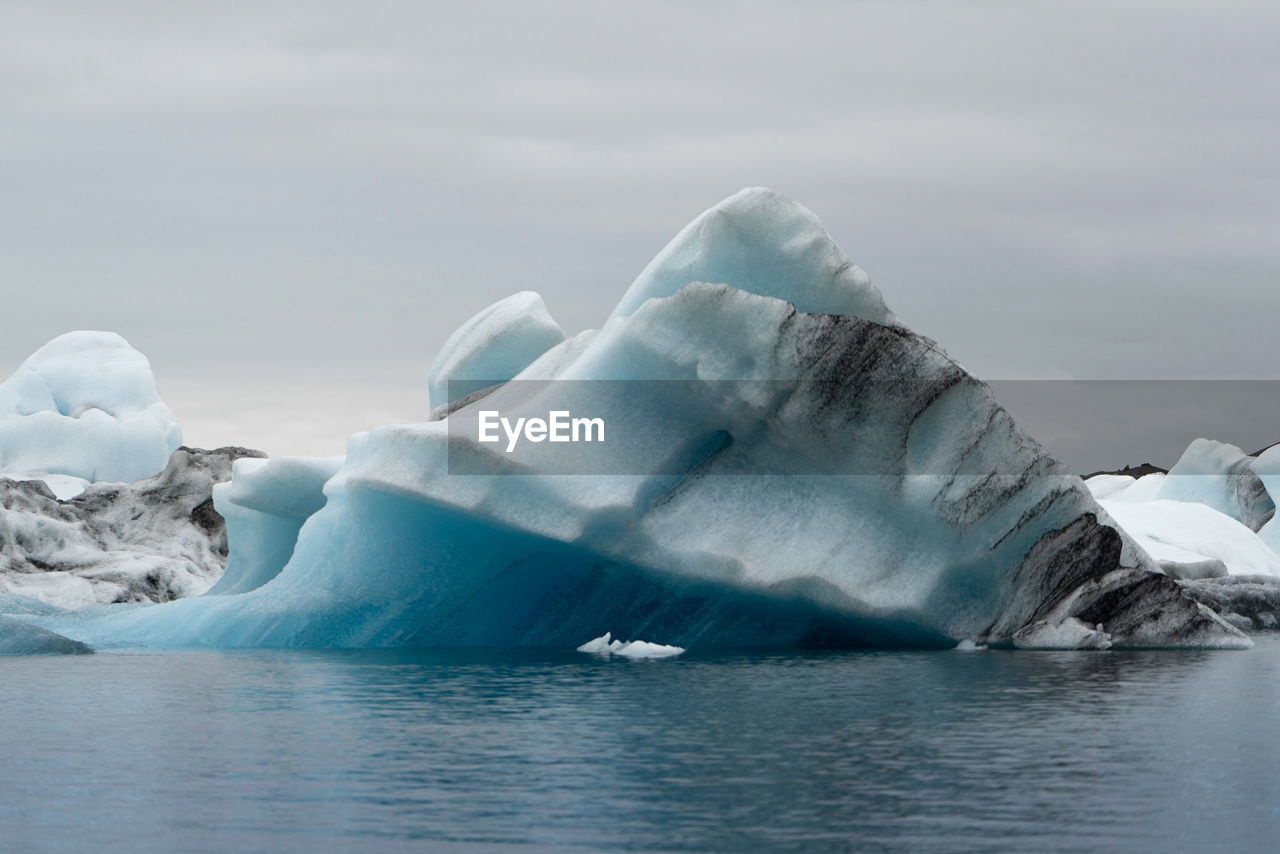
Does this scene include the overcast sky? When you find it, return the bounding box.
[2,1,1277,466]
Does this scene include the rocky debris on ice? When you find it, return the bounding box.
[1083,463,1167,480]
[1180,575,1280,631]
[0,331,182,484]
[0,446,264,609]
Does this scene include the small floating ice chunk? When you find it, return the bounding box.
[576,632,614,653]
[576,632,685,658]
[954,639,987,651]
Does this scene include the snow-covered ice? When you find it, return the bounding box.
[1086,472,1167,503]
[0,331,181,484]
[1100,499,1280,578]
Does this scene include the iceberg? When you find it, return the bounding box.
[1155,439,1274,532]
[35,188,1245,652]
[1082,439,1280,628]
[0,331,182,484]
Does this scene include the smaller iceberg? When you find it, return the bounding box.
[1156,439,1274,531]
[576,632,686,659]
[0,331,181,484]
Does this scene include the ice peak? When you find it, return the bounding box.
[427,291,566,408]
[0,330,164,417]
[609,188,899,326]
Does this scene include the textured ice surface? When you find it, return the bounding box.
[1012,617,1112,650]
[1156,439,1274,531]
[610,188,899,326]
[1182,575,1280,631]
[1100,499,1280,579]
[1092,440,1280,582]
[0,447,261,609]
[0,332,182,483]
[0,614,91,655]
[27,189,1248,651]
[427,291,565,408]
[207,455,343,595]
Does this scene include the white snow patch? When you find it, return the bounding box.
[1101,498,1280,578]
[1086,472,1166,503]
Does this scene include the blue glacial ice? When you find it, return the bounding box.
[28,189,1250,651]
[206,455,344,595]
[0,614,92,655]
[1156,438,1274,532]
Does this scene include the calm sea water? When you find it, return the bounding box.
[2,637,1277,853]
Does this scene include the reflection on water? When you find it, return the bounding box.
[1,640,1277,852]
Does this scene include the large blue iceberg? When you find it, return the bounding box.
[34,189,1248,650]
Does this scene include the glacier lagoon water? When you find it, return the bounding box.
[3,639,1278,853]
